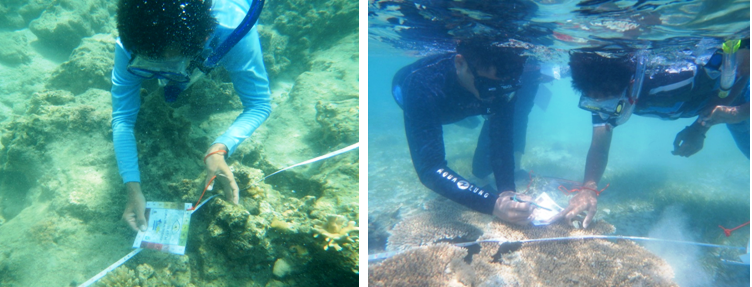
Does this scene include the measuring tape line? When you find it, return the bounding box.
[254,142,359,184]
[78,248,143,287]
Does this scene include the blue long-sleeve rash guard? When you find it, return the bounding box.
[111,0,271,184]
[392,53,516,214]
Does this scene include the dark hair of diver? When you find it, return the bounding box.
[116,0,218,58]
[456,37,527,80]
[569,51,635,98]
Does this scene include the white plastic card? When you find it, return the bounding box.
[531,192,564,226]
[132,201,193,255]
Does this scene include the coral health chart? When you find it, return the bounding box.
[132,201,193,255]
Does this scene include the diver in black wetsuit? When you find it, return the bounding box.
[391,38,535,225]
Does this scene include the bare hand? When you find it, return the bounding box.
[492,191,535,225]
[204,144,239,204]
[546,187,597,228]
[122,183,147,232]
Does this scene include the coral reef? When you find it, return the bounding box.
[386,198,491,251]
[97,266,138,287]
[369,243,474,287]
[0,0,358,284]
[312,214,359,251]
[373,202,679,287]
[97,254,193,287]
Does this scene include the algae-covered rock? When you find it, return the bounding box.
[258,0,357,77]
[47,34,116,95]
[204,198,271,262]
[28,0,112,52]
[315,99,358,148]
[0,31,32,65]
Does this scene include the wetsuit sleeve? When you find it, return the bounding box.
[218,27,272,155]
[403,85,499,214]
[111,40,144,183]
[512,70,539,154]
[489,98,516,192]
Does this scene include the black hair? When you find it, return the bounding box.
[117,0,217,58]
[456,37,527,80]
[569,51,634,98]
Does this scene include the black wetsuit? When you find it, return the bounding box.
[392,53,516,214]
[472,62,541,178]
[593,54,751,158]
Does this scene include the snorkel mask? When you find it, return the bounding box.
[125,0,265,102]
[578,50,647,126]
[471,66,521,102]
[578,86,630,121]
[127,56,192,83]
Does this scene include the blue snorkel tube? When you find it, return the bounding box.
[197,0,265,73]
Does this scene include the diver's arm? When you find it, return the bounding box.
[701,48,751,116]
[111,41,144,184]
[738,101,750,119]
[216,27,272,156]
[489,98,516,192]
[583,124,612,187]
[404,91,499,214]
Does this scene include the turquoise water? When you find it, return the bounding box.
[368,1,749,286]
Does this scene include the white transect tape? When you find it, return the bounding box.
[190,194,219,215]
[79,195,220,287]
[254,142,359,184]
[78,248,143,287]
[368,235,746,262]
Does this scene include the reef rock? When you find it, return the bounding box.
[0,30,32,65]
[47,34,116,95]
[28,0,113,52]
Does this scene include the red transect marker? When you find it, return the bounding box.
[719,221,750,237]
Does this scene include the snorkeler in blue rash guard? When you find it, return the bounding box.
[113,0,271,232]
[391,38,536,225]
[548,40,750,229]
